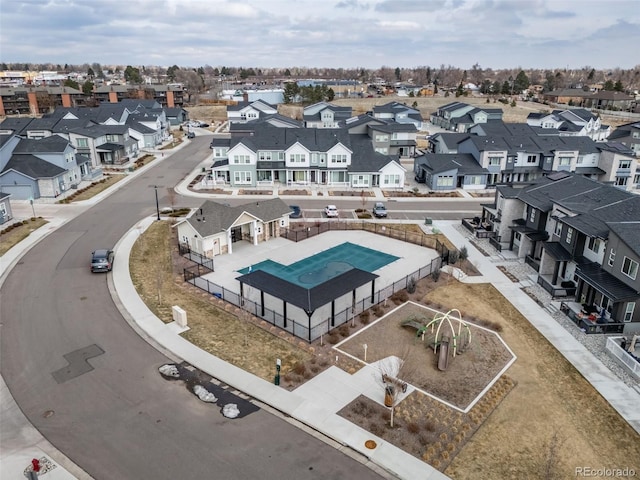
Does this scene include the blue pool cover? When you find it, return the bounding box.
[238,241,399,288]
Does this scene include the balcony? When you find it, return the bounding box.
[461,217,496,239]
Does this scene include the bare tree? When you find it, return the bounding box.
[540,429,566,480]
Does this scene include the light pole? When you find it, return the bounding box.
[153,185,160,220]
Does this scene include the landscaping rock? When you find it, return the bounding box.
[193,385,217,403]
[158,364,180,378]
[222,403,240,418]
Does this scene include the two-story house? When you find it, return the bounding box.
[372,101,424,130]
[480,172,640,332]
[226,100,278,124]
[413,152,490,190]
[208,125,405,189]
[303,102,352,128]
[596,142,639,191]
[429,102,503,132]
[0,134,82,199]
[526,109,610,140]
[367,122,418,158]
[608,121,640,157]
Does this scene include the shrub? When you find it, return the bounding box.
[459,246,468,263]
[448,250,459,264]
[431,268,441,282]
[359,310,371,324]
[407,422,421,434]
[291,362,307,375]
[369,422,385,436]
[424,420,436,432]
[407,276,417,294]
[390,290,408,304]
[327,332,341,344]
[338,323,350,337]
[373,304,384,317]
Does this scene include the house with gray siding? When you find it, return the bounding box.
[430,102,503,132]
[372,102,424,130]
[226,100,278,124]
[413,153,489,190]
[303,102,352,128]
[479,172,640,333]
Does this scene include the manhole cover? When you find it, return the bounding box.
[364,440,377,449]
[42,410,54,418]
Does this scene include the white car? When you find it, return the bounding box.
[324,205,339,217]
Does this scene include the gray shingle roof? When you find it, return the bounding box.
[185,198,291,237]
[13,135,69,153]
[2,154,66,178]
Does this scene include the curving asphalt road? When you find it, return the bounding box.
[0,138,388,479]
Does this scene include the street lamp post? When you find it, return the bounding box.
[153,185,160,220]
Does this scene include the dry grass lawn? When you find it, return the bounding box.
[0,217,48,256]
[130,222,640,479]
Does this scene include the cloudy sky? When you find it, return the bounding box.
[1,0,639,70]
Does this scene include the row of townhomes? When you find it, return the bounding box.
[0,99,180,200]
[206,101,421,188]
[417,103,639,192]
[470,171,640,333]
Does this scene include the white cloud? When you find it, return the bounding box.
[0,0,638,69]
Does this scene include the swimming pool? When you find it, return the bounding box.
[238,242,399,288]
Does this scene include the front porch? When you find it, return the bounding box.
[537,274,576,298]
[559,301,626,334]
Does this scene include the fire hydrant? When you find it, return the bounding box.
[31,458,41,472]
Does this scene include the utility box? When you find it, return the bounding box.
[172,305,187,327]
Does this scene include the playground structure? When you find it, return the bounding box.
[402,309,472,371]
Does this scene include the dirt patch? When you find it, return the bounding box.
[279,189,309,196]
[496,265,519,282]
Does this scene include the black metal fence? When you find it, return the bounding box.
[282,221,454,263]
[183,255,442,343]
[179,243,214,272]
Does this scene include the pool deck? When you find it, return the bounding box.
[205,230,440,304]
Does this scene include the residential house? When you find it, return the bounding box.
[429,102,503,132]
[372,101,424,130]
[608,121,640,156]
[303,102,352,128]
[583,91,635,112]
[175,198,292,257]
[228,114,302,138]
[480,172,640,332]
[542,89,590,106]
[0,192,13,224]
[526,109,610,140]
[226,100,278,124]
[165,107,190,126]
[413,153,489,190]
[0,134,82,199]
[367,122,418,159]
[596,142,639,191]
[427,133,470,154]
[208,125,405,189]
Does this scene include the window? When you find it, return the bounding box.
[382,174,401,186]
[289,153,306,163]
[468,175,482,185]
[529,208,536,223]
[374,147,388,154]
[558,156,571,166]
[615,177,629,186]
[375,134,389,142]
[619,160,631,169]
[577,155,584,164]
[436,175,454,187]
[233,171,252,184]
[608,248,616,266]
[554,221,562,237]
[624,303,635,322]
[587,237,600,253]
[622,256,639,280]
[233,155,251,164]
[526,155,537,164]
[259,151,273,161]
[0,202,6,216]
[488,156,501,166]
[565,227,573,244]
[77,138,88,148]
[330,154,347,164]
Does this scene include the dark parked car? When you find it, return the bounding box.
[91,249,114,273]
[289,205,302,218]
[372,202,387,218]
[186,131,195,139]
[198,122,210,128]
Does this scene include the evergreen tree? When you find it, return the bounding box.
[513,70,530,93]
[614,80,624,92]
[82,80,94,95]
